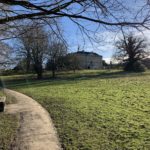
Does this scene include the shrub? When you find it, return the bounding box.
[133,61,146,72]
[124,61,146,72]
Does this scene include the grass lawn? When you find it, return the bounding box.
[0,89,4,97]
[1,70,150,150]
[0,89,19,150]
[0,114,19,150]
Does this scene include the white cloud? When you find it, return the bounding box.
[103,57,111,63]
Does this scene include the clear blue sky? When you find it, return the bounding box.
[5,0,149,63]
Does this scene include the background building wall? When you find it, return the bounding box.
[74,52,103,69]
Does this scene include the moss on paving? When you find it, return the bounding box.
[2,70,150,150]
[5,94,17,104]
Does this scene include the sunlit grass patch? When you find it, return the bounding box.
[0,89,4,97]
[2,70,150,149]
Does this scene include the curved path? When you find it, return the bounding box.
[4,89,61,150]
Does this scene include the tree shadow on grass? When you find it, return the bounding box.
[1,70,150,89]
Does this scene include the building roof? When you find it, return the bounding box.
[72,51,102,57]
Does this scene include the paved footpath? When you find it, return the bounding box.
[5,89,61,150]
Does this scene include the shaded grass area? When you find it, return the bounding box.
[1,70,150,149]
[1,70,150,88]
[0,114,19,150]
[0,89,18,149]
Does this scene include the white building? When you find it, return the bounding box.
[72,51,103,69]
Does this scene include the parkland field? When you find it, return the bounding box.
[1,70,150,150]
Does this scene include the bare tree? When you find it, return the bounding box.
[17,24,48,79]
[16,29,32,73]
[0,42,12,68]
[1,1,150,72]
[65,54,80,73]
[0,0,150,40]
[114,33,149,71]
[47,38,67,78]
[0,1,149,26]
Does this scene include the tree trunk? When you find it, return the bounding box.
[26,59,30,73]
[34,63,43,79]
[52,60,56,78]
[37,72,43,79]
[73,68,76,73]
[52,69,55,78]
[26,50,31,72]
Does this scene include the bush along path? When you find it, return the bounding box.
[4,89,61,150]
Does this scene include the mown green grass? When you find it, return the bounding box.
[2,70,150,150]
[0,114,18,150]
[0,88,18,149]
[0,89,4,97]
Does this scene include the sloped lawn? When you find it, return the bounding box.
[4,70,150,150]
